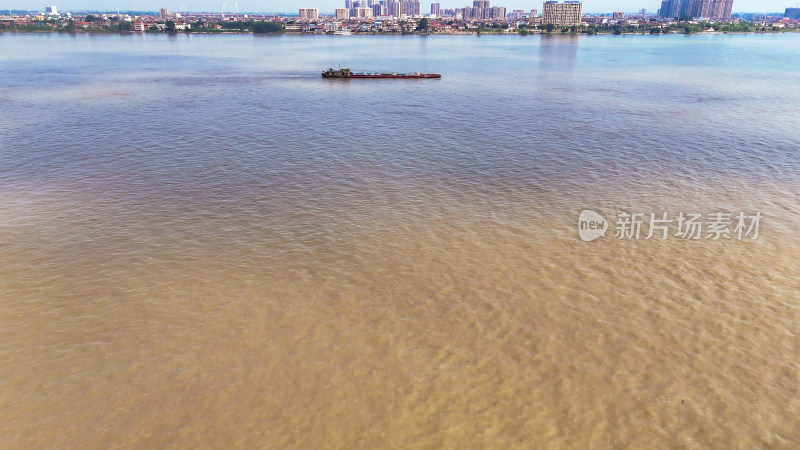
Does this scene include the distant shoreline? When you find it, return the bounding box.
[3,29,798,36]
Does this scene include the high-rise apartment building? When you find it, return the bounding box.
[658,0,733,19]
[431,2,441,16]
[159,8,181,19]
[490,6,506,19]
[353,6,373,17]
[386,0,400,16]
[470,0,491,19]
[787,8,800,19]
[659,0,672,17]
[688,0,733,18]
[299,7,319,20]
[400,0,420,16]
[335,8,350,19]
[541,1,582,26]
[471,1,483,19]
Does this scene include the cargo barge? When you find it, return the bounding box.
[322,68,441,79]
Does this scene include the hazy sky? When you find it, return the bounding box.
[1,0,793,14]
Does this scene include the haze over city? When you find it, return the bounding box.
[1,0,794,13]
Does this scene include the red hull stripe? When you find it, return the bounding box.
[349,74,441,78]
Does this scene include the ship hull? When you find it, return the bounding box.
[349,74,441,79]
[322,73,441,79]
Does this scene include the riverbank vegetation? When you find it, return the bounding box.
[524,20,794,35]
[0,19,284,34]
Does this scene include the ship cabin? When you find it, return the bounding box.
[322,68,351,78]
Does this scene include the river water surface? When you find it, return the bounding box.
[1,32,799,448]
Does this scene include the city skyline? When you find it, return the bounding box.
[2,0,795,14]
